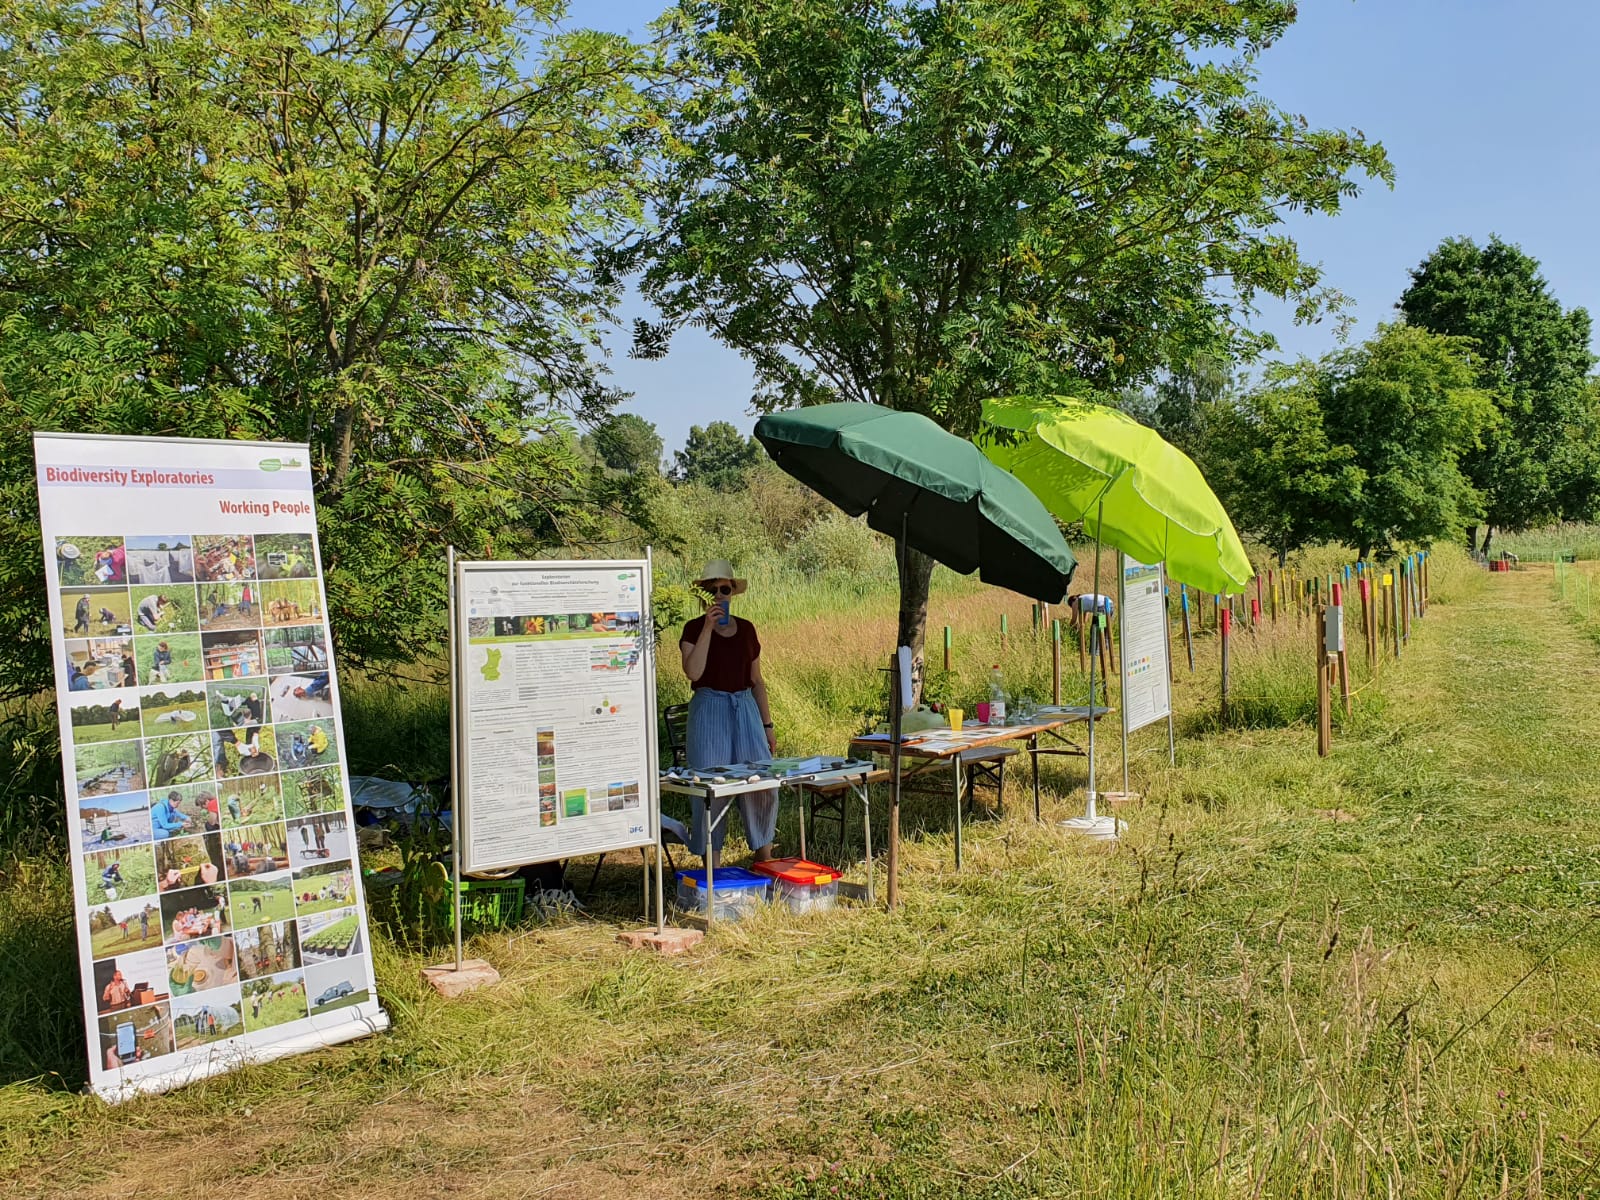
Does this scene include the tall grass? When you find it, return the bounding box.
[1497,521,1600,561]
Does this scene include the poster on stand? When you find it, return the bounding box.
[1119,555,1173,734]
[33,432,387,1102]
[454,558,660,873]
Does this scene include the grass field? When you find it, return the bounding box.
[133,633,204,685]
[60,588,132,640]
[79,845,157,903]
[137,687,208,738]
[228,877,296,930]
[128,584,199,635]
[6,549,1600,1198]
[67,700,140,746]
[241,974,308,1031]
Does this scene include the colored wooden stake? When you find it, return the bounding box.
[943,625,952,673]
[1269,569,1278,624]
[1332,583,1350,716]
[1032,602,1040,637]
[1219,607,1232,726]
[1000,612,1008,650]
[1181,585,1195,672]
[1051,618,1062,705]
[1077,609,1088,676]
[1359,577,1374,670]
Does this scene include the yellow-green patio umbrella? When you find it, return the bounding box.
[981,393,1253,840]
[980,395,1253,594]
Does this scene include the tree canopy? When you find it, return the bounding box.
[590,413,666,476]
[673,421,763,490]
[637,0,1391,668]
[1398,236,1598,550]
[0,0,659,698]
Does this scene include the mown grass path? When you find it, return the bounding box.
[2,563,1598,1199]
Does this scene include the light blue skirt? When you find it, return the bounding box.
[685,687,779,855]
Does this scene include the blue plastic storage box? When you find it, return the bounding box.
[675,867,770,920]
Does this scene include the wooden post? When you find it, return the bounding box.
[943,625,952,673]
[1358,577,1374,670]
[1181,584,1195,672]
[1219,607,1232,726]
[1401,565,1411,646]
[1316,613,1332,758]
[1391,571,1402,660]
[1032,602,1040,638]
[1051,618,1062,705]
[1269,569,1278,624]
[1076,607,1088,676]
[1164,588,1176,685]
[1000,612,1008,651]
[1333,582,1351,716]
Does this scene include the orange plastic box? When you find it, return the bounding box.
[752,857,841,914]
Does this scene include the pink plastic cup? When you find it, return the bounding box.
[975,702,991,724]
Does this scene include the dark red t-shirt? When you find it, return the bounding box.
[680,616,761,692]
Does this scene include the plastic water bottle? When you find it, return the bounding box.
[988,665,1007,724]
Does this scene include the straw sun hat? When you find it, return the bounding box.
[693,559,747,595]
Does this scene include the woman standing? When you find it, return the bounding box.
[679,559,778,866]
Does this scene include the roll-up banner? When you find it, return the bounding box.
[33,433,387,1101]
[453,558,660,874]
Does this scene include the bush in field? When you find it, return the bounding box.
[791,512,884,578]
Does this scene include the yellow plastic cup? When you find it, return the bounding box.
[947,707,964,731]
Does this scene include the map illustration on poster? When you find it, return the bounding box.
[1119,555,1173,734]
[33,433,387,1101]
[454,559,660,874]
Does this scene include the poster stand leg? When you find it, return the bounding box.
[449,545,464,972]
[1061,514,1120,840]
[422,544,500,997]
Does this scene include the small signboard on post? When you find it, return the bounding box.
[1115,555,1176,798]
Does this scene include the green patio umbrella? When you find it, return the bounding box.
[754,403,1077,602]
[980,394,1254,839]
[755,402,1077,905]
[980,395,1253,595]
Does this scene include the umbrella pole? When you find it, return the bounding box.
[1061,507,1119,839]
[886,516,906,910]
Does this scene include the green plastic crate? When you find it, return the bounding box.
[428,873,525,934]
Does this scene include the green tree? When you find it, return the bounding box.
[1397,236,1597,554]
[1202,366,1363,565]
[639,0,1391,673]
[1318,325,1494,557]
[673,421,762,490]
[0,0,658,701]
[589,413,665,475]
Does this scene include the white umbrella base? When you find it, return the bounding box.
[1059,814,1124,840]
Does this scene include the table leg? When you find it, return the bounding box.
[953,755,965,870]
[858,775,874,906]
[1031,733,1041,822]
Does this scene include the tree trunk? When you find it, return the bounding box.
[895,545,936,705]
[1480,527,1494,557]
[1465,525,1479,555]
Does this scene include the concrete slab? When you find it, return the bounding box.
[421,958,500,998]
[616,927,704,955]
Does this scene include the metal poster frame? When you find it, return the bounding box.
[448,553,664,963]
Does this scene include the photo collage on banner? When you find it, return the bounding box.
[36,435,385,1099]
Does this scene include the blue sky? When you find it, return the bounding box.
[569,0,1600,456]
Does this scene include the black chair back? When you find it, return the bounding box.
[663,703,689,767]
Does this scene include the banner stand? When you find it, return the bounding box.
[1104,553,1176,808]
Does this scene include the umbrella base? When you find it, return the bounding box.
[1059,814,1124,841]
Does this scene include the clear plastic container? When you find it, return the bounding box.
[752,858,841,914]
[675,867,769,920]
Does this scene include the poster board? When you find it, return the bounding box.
[453,558,660,874]
[1118,554,1173,734]
[32,432,387,1102]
